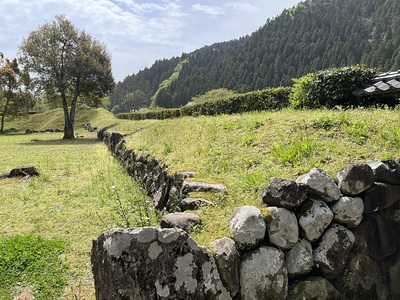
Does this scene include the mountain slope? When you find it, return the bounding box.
[109,0,400,111]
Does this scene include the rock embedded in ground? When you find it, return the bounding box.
[174,171,196,181]
[296,168,340,202]
[181,198,214,211]
[181,181,228,197]
[1,165,40,179]
[262,177,308,209]
[266,206,299,249]
[160,212,202,232]
[229,206,266,250]
[337,163,375,196]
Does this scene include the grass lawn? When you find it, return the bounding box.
[0,128,157,298]
[1,107,400,298]
[106,108,400,246]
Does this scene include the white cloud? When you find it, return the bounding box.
[225,2,259,13]
[0,0,302,80]
[191,4,224,17]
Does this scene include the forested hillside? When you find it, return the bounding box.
[110,0,400,112]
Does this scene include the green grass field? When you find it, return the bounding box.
[1,107,400,298]
[0,109,157,299]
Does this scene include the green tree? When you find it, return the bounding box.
[19,15,115,139]
[0,52,34,133]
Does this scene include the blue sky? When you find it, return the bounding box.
[0,0,301,81]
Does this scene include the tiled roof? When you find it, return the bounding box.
[353,70,400,97]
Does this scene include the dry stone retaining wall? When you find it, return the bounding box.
[93,128,400,299]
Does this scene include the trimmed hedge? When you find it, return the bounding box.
[117,87,291,120]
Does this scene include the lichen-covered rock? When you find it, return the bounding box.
[296,168,341,202]
[298,199,333,242]
[181,198,214,211]
[336,253,389,300]
[166,186,181,212]
[313,224,355,279]
[181,181,228,197]
[210,237,240,297]
[288,277,341,300]
[286,239,313,278]
[337,163,375,196]
[160,212,202,232]
[91,227,231,300]
[331,196,364,227]
[266,206,299,249]
[229,206,266,250]
[240,246,288,300]
[262,177,308,209]
[363,182,400,213]
[367,160,400,185]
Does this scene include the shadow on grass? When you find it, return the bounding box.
[20,137,102,146]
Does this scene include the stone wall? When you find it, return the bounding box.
[93,128,400,299]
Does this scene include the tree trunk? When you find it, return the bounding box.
[0,98,10,134]
[63,117,75,139]
[61,91,75,139]
[0,113,5,134]
[63,86,80,139]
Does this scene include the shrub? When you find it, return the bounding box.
[290,65,377,109]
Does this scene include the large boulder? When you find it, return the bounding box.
[298,199,333,242]
[352,214,398,259]
[389,252,400,296]
[288,277,341,300]
[367,160,400,185]
[266,207,299,249]
[363,182,400,213]
[296,168,341,202]
[286,239,313,278]
[91,227,231,300]
[229,206,266,250]
[313,224,355,279]
[337,163,375,196]
[261,177,308,209]
[240,246,288,300]
[335,253,389,300]
[210,237,240,297]
[160,212,202,232]
[331,196,364,227]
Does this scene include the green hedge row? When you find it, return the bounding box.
[117,87,291,120]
